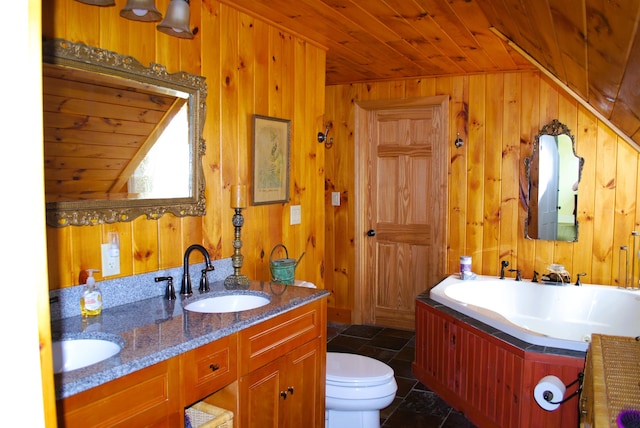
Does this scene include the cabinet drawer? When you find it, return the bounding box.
[182,333,238,405]
[239,299,324,375]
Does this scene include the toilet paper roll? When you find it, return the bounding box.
[534,375,566,411]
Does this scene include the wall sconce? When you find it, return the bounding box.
[120,0,162,21]
[454,133,464,148]
[317,123,333,149]
[75,0,115,5]
[157,0,194,39]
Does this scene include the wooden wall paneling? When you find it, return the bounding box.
[72,226,102,281]
[553,94,580,273]
[591,124,618,284]
[322,86,336,307]
[236,11,257,277]
[325,83,354,317]
[517,72,539,275]
[573,106,598,282]
[612,140,638,287]
[201,1,224,264]
[66,1,99,46]
[46,227,71,288]
[483,74,504,275]
[499,73,521,272]
[306,42,327,288]
[441,76,466,275]
[220,4,240,271]
[291,37,307,275]
[531,76,558,268]
[158,216,184,270]
[132,216,160,274]
[248,18,271,280]
[467,75,486,271]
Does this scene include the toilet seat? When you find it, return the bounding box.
[326,352,395,388]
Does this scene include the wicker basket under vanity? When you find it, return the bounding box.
[185,401,233,428]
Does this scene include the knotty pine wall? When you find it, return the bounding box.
[325,71,639,319]
[44,0,326,289]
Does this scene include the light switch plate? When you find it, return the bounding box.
[290,205,301,225]
[331,192,341,206]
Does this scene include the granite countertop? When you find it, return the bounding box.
[51,280,329,399]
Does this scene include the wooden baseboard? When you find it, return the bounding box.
[327,306,351,324]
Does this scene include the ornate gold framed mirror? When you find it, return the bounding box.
[525,119,584,242]
[43,39,207,227]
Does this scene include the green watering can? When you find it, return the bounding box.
[270,244,305,285]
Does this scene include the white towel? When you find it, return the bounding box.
[293,280,316,288]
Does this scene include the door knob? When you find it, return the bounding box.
[367,229,376,237]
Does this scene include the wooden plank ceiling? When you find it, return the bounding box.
[222,0,640,146]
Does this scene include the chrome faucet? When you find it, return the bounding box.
[181,244,215,296]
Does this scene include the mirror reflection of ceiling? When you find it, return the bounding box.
[222,0,640,146]
[43,63,189,202]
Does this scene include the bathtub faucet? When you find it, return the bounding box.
[500,260,509,279]
[508,269,522,281]
[575,272,586,286]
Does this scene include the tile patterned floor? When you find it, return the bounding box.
[327,323,477,428]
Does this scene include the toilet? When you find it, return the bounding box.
[325,352,398,428]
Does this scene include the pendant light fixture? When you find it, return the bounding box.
[120,0,162,22]
[75,0,115,5]
[157,0,194,39]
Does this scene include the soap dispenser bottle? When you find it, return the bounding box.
[80,269,103,317]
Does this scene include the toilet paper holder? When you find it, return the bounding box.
[542,373,584,405]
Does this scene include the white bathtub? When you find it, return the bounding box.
[429,274,640,352]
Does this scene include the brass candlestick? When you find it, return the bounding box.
[225,185,250,289]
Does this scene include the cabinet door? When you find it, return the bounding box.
[239,358,283,428]
[281,338,324,428]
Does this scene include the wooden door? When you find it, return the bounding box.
[355,97,448,329]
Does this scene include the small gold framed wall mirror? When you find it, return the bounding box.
[42,38,207,227]
[525,119,585,242]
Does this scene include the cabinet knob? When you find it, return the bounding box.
[287,386,294,395]
[209,363,219,371]
[280,391,288,400]
[367,229,376,237]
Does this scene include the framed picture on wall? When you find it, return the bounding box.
[251,114,291,205]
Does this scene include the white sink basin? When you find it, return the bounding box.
[52,339,122,374]
[184,294,271,313]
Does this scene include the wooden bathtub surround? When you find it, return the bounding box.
[56,298,326,428]
[414,299,585,428]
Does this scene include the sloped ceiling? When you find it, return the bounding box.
[222,0,640,146]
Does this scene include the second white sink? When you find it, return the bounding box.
[184,293,271,313]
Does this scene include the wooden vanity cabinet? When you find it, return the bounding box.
[56,357,182,428]
[56,298,327,427]
[238,298,327,428]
